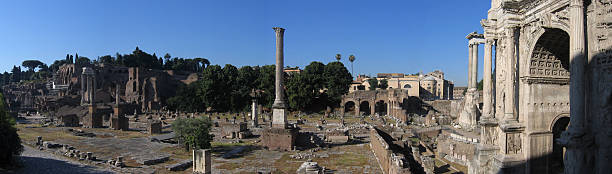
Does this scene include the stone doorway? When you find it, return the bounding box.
[374,100,387,116]
[359,101,371,116]
[551,116,569,174]
[344,101,356,116]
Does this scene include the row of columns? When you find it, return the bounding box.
[81,67,96,106]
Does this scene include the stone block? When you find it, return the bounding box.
[193,149,211,174]
[59,114,79,127]
[262,128,297,151]
[149,121,162,134]
[166,160,193,171]
[326,135,349,144]
[110,115,129,131]
[272,108,287,128]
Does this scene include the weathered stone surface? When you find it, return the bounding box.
[148,121,162,134]
[166,159,192,171]
[193,149,211,174]
[133,154,170,165]
[262,128,297,151]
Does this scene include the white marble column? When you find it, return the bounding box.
[482,39,494,119]
[468,44,474,89]
[471,43,479,90]
[272,27,287,128]
[81,73,86,105]
[251,99,258,127]
[503,27,517,122]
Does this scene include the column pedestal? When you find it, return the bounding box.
[272,108,287,129]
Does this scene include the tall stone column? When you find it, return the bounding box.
[272,27,287,128]
[471,43,479,90]
[560,0,591,173]
[503,27,517,122]
[251,99,258,127]
[468,44,474,89]
[482,39,494,119]
[81,73,86,105]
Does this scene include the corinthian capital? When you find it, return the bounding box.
[273,27,285,34]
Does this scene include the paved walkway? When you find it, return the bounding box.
[14,145,114,174]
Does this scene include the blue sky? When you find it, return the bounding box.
[0,0,489,86]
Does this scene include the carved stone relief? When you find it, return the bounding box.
[507,133,522,154]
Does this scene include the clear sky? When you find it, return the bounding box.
[0,0,490,87]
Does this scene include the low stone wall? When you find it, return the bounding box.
[424,100,463,119]
[369,128,412,174]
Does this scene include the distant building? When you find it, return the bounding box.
[283,67,302,76]
[453,87,467,100]
[349,70,454,100]
[419,70,454,100]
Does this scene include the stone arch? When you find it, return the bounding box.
[375,100,388,116]
[403,84,412,89]
[550,114,570,173]
[344,101,356,115]
[359,101,371,116]
[528,28,570,78]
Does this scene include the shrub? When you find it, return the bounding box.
[0,92,22,168]
[172,117,213,150]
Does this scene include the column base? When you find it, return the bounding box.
[262,127,297,151]
[272,100,288,109]
[272,108,287,129]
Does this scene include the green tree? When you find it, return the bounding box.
[198,65,226,112]
[0,92,23,167]
[222,64,240,112]
[10,66,21,82]
[98,55,114,64]
[287,73,313,110]
[167,83,204,112]
[75,57,91,66]
[49,60,67,72]
[255,65,276,108]
[367,78,378,90]
[22,60,44,72]
[335,53,341,62]
[172,117,213,150]
[379,79,388,90]
[323,62,352,107]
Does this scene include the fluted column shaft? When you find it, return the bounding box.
[272,27,287,108]
[503,27,517,121]
[483,39,494,118]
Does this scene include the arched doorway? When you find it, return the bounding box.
[344,101,356,116]
[530,28,570,174]
[359,101,371,116]
[375,100,387,116]
[551,116,569,174]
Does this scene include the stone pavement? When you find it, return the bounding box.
[15,145,114,174]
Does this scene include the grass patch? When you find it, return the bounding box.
[16,124,83,143]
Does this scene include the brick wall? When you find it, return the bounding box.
[369,128,412,174]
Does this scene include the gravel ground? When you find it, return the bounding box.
[13,145,114,174]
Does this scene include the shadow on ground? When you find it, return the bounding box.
[12,156,112,174]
